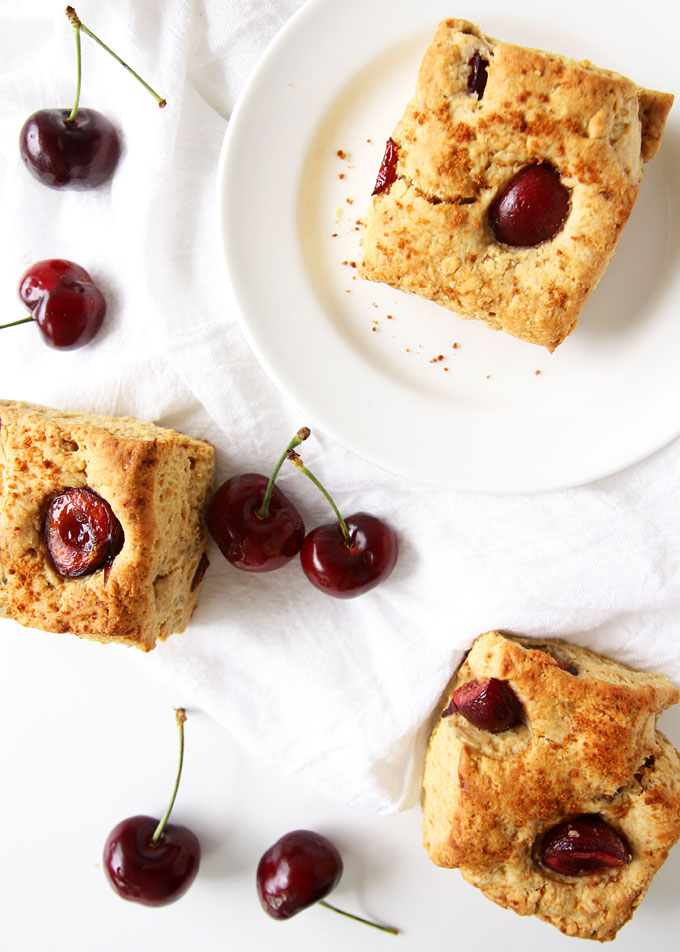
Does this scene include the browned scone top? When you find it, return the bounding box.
[0,400,215,651]
[359,19,674,350]
[422,631,680,941]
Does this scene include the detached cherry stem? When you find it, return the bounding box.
[255,427,310,520]
[150,708,187,847]
[319,901,400,935]
[286,450,352,545]
[65,6,167,110]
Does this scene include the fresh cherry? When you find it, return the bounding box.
[442,677,523,732]
[540,816,631,876]
[207,429,308,571]
[287,449,398,598]
[20,107,120,190]
[19,258,92,311]
[45,486,123,577]
[34,281,106,349]
[256,830,398,933]
[3,258,106,348]
[489,163,570,247]
[103,709,200,907]
[20,7,165,191]
[372,137,399,195]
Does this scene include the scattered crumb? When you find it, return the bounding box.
[338,173,345,179]
[486,374,491,379]
[535,369,542,375]
[386,314,393,320]
[444,367,449,372]
[452,342,459,349]
[331,232,338,238]
[346,198,354,205]
[335,207,342,222]
[429,354,445,363]
[337,149,347,159]
[366,138,373,143]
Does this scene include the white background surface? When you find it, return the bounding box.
[1,0,680,950]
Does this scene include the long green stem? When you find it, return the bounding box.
[319,901,400,935]
[0,316,35,330]
[67,19,82,122]
[65,6,167,108]
[286,450,351,545]
[150,708,186,846]
[255,427,310,519]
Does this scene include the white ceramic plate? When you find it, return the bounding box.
[217,0,680,493]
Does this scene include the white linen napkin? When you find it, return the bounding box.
[1,0,679,813]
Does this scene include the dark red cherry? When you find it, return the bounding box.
[34,280,106,349]
[442,677,523,732]
[300,512,398,598]
[20,107,120,190]
[467,51,489,98]
[372,137,399,195]
[45,486,123,577]
[103,815,200,907]
[257,830,343,920]
[489,163,570,247]
[103,709,200,907]
[208,474,305,572]
[540,816,631,876]
[19,258,93,311]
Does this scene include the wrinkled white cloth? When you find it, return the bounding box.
[1,0,679,813]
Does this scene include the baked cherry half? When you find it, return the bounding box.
[207,429,308,571]
[45,486,123,577]
[540,816,631,876]
[287,450,398,598]
[256,829,398,933]
[489,163,570,247]
[372,137,399,195]
[442,677,523,733]
[103,709,200,907]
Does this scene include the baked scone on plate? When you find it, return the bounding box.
[0,400,215,651]
[359,19,674,350]
[422,631,680,941]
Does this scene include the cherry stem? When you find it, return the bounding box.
[255,427,310,520]
[286,450,351,545]
[67,17,82,122]
[0,316,35,330]
[65,7,167,108]
[319,901,400,935]
[150,708,186,847]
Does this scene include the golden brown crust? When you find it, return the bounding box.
[422,631,680,941]
[0,400,215,651]
[359,19,674,350]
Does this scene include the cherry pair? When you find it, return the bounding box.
[1,258,106,350]
[207,428,398,598]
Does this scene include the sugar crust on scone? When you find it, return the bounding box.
[0,400,215,651]
[359,19,674,350]
[421,631,680,941]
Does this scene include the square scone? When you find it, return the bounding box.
[0,400,215,651]
[422,632,680,941]
[359,19,674,350]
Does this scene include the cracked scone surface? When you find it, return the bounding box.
[422,631,680,941]
[359,19,673,350]
[0,400,215,651]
